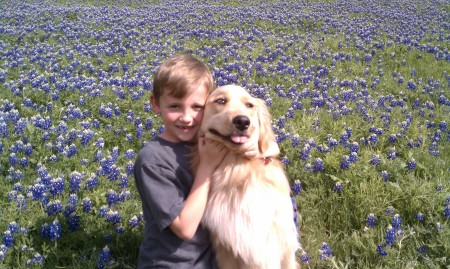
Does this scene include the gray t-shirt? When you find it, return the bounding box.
[134,136,217,269]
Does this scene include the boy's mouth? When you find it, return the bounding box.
[177,125,196,131]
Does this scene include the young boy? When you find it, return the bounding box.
[134,54,225,268]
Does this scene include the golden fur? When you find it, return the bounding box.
[197,85,299,269]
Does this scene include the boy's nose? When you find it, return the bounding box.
[178,112,193,122]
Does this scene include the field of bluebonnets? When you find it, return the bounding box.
[1,0,450,268]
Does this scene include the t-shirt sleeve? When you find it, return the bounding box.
[135,160,185,232]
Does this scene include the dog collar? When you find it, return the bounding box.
[262,157,272,165]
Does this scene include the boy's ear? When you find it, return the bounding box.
[150,95,161,114]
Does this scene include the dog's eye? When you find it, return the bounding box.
[215,98,226,105]
[246,102,254,108]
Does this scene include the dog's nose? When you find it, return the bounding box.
[232,115,250,131]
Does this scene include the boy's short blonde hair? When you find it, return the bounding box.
[152,54,214,104]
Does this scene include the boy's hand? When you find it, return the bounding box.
[198,137,228,170]
[239,133,280,158]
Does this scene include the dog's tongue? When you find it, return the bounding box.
[231,135,249,144]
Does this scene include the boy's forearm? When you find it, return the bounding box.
[170,166,212,240]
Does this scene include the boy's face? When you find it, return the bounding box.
[151,82,209,143]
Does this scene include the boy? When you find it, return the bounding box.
[134,54,225,268]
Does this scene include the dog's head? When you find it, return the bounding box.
[200,85,275,155]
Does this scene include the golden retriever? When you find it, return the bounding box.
[198,85,299,269]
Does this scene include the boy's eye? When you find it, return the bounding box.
[193,105,204,111]
[215,98,226,105]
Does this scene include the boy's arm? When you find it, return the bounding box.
[169,137,227,240]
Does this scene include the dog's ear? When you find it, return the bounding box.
[256,99,277,155]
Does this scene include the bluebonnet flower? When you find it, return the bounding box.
[444,202,450,219]
[40,223,50,239]
[349,142,359,153]
[145,118,153,130]
[368,134,378,146]
[82,198,93,213]
[85,173,99,190]
[9,153,17,166]
[19,157,28,167]
[386,147,397,160]
[45,200,63,216]
[333,182,343,193]
[98,246,111,269]
[124,149,135,159]
[49,177,65,196]
[366,213,377,228]
[80,129,94,147]
[286,107,295,118]
[292,180,302,195]
[68,194,78,207]
[136,124,144,140]
[340,155,350,170]
[370,155,381,166]
[380,170,389,182]
[67,215,80,232]
[16,194,27,210]
[339,132,350,147]
[80,158,88,166]
[406,159,416,170]
[291,134,300,147]
[377,244,387,256]
[106,210,122,225]
[26,252,44,266]
[106,190,119,206]
[111,147,119,161]
[304,163,312,172]
[299,144,312,161]
[98,206,109,218]
[392,214,402,230]
[108,165,120,181]
[417,245,426,254]
[128,215,141,228]
[126,161,134,175]
[319,242,332,260]
[384,225,396,245]
[69,171,82,192]
[439,121,447,131]
[49,219,62,241]
[313,158,323,172]
[2,230,14,248]
[12,183,23,192]
[348,152,358,163]
[277,116,285,128]
[414,213,425,221]
[327,136,338,148]
[298,251,311,263]
[30,183,46,201]
[119,174,129,188]
[436,222,443,230]
[388,134,397,143]
[67,144,78,158]
[385,207,395,216]
[280,156,291,165]
[119,190,132,202]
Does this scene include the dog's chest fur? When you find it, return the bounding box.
[202,153,295,267]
